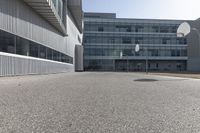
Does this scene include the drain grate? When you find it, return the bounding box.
[134,79,158,82]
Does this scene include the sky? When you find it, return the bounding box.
[83,0,200,20]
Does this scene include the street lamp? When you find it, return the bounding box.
[135,44,148,74]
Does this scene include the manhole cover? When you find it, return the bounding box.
[134,79,158,82]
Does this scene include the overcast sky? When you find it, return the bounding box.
[83,0,200,20]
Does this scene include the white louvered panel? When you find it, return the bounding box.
[0,53,73,77]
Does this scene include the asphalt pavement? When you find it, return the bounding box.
[0,72,200,133]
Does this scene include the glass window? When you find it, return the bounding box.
[39,45,47,59]
[52,0,63,20]
[98,27,104,32]
[0,30,15,54]
[16,37,29,56]
[135,26,144,32]
[162,38,171,44]
[47,48,53,60]
[53,50,60,61]
[160,26,169,33]
[29,42,39,57]
[116,25,131,32]
[122,37,132,44]
[0,29,73,64]
[152,26,159,32]
[61,54,67,63]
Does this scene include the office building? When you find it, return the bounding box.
[0,0,83,76]
[83,13,188,72]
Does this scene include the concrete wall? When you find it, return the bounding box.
[187,19,200,71]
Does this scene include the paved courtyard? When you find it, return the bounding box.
[0,72,200,133]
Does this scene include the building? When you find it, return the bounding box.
[83,13,188,72]
[186,18,200,71]
[0,0,83,76]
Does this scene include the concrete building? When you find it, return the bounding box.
[0,0,83,76]
[83,13,188,72]
[187,18,200,71]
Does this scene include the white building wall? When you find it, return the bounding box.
[0,0,83,76]
[66,9,83,58]
[0,0,67,54]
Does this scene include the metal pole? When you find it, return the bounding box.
[145,47,148,74]
[127,59,128,72]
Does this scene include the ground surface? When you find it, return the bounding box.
[0,72,200,133]
[149,72,200,79]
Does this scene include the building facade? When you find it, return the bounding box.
[187,18,200,71]
[0,0,83,76]
[83,13,188,72]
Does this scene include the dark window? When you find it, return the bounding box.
[171,50,176,56]
[16,37,29,56]
[160,26,169,33]
[116,25,131,32]
[98,27,104,32]
[39,45,47,59]
[53,50,60,62]
[47,48,53,60]
[156,63,159,68]
[29,42,39,57]
[171,26,178,33]
[0,30,15,54]
[122,37,131,44]
[135,26,144,32]
[135,37,143,44]
[61,54,67,62]
[0,29,73,64]
[162,38,170,44]
[152,26,159,32]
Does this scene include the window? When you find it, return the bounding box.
[156,63,159,68]
[171,50,176,56]
[16,37,29,56]
[116,25,131,32]
[52,0,63,20]
[0,29,73,64]
[152,26,159,32]
[53,50,60,61]
[29,42,39,57]
[162,38,171,44]
[122,37,132,44]
[47,48,53,60]
[171,26,178,33]
[39,45,47,59]
[98,27,104,32]
[135,26,144,32]
[135,37,143,44]
[160,26,169,33]
[0,30,15,54]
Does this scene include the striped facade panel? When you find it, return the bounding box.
[0,0,67,54]
[0,52,73,77]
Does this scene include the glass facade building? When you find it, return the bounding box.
[83,13,188,72]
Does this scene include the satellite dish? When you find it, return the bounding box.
[135,44,140,52]
[177,22,191,37]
